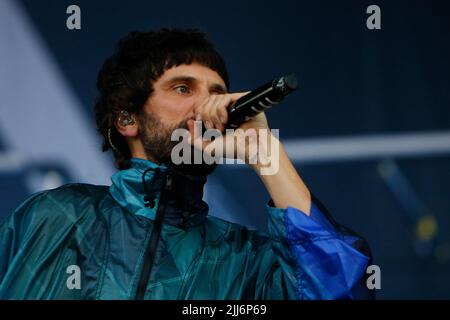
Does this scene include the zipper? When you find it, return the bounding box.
[134,172,172,300]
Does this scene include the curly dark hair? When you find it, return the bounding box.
[94,28,229,170]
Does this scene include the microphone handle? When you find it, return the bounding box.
[199,74,298,135]
[226,74,298,128]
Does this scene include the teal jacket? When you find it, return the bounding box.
[0,158,372,299]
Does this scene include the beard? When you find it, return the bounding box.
[138,110,217,177]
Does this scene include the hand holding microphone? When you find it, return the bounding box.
[226,73,298,128]
[192,74,298,134]
[187,74,298,164]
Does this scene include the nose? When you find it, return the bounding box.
[199,85,212,102]
[192,85,214,110]
[185,85,211,120]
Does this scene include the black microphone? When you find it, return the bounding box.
[226,74,298,128]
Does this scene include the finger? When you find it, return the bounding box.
[187,119,198,140]
[217,101,229,125]
[202,133,225,159]
[194,94,211,122]
[222,91,251,124]
[210,95,226,131]
[187,119,195,146]
[227,91,251,104]
[188,119,211,151]
[201,95,218,130]
[217,92,250,127]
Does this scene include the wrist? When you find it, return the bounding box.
[248,131,280,175]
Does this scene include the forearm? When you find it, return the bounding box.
[251,134,311,215]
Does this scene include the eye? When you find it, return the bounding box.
[174,85,191,95]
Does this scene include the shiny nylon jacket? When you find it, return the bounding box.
[0,158,372,299]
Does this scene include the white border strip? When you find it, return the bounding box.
[283,130,450,164]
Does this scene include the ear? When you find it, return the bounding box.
[114,114,139,138]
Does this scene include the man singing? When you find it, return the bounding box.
[0,28,372,299]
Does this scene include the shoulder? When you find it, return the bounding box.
[4,183,110,233]
[22,183,109,211]
[42,183,110,204]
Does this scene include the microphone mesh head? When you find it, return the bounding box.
[283,74,298,90]
[276,74,298,95]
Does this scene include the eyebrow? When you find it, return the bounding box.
[163,76,227,93]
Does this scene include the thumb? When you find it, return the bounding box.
[187,119,211,151]
[228,91,251,105]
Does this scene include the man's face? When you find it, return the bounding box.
[137,63,227,176]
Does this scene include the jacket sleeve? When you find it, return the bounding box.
[266,194,373,300]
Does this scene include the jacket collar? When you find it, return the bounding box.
[109,158,209,229]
